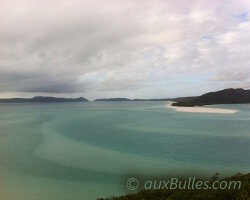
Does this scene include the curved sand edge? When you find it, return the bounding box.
[166,102,238,114]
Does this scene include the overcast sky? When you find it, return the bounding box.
[1,0,250,100]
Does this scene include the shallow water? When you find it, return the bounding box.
[0,102,249,199]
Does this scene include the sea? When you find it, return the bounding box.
[0,101,249,199]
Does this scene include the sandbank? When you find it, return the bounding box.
[166,102,238,114]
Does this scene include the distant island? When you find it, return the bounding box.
[0,96,88,103]
[94,98,172,101]
[95,98,132,101]
[1,88,249,105]
[94,97,197,102]
[95,98,173,101]
[172,88,250,107]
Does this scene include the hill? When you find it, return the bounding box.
[95,98,131,101]
[0,96,88,103]
[172,88,250,107]
[94,97,197,102]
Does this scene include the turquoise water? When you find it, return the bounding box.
[0,102,249,200]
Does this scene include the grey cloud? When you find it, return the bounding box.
[1,0,250,98]
[212,70,250,82]
[0,72,88,93]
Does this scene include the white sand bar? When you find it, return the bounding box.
[166,102,238,114]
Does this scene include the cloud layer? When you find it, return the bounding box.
[1,0,250,99]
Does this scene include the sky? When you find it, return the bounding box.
[0,0,250,100]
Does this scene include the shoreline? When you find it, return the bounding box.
[166,102,238,114]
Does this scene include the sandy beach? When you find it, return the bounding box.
[167,102,238,114]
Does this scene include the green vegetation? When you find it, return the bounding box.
[98,173,249,200]
[173,88,250,107]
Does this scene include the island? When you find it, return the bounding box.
[94,97,197,102]
[0,96,88,103]
[94,98,131,101]
[172,88,250,107]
